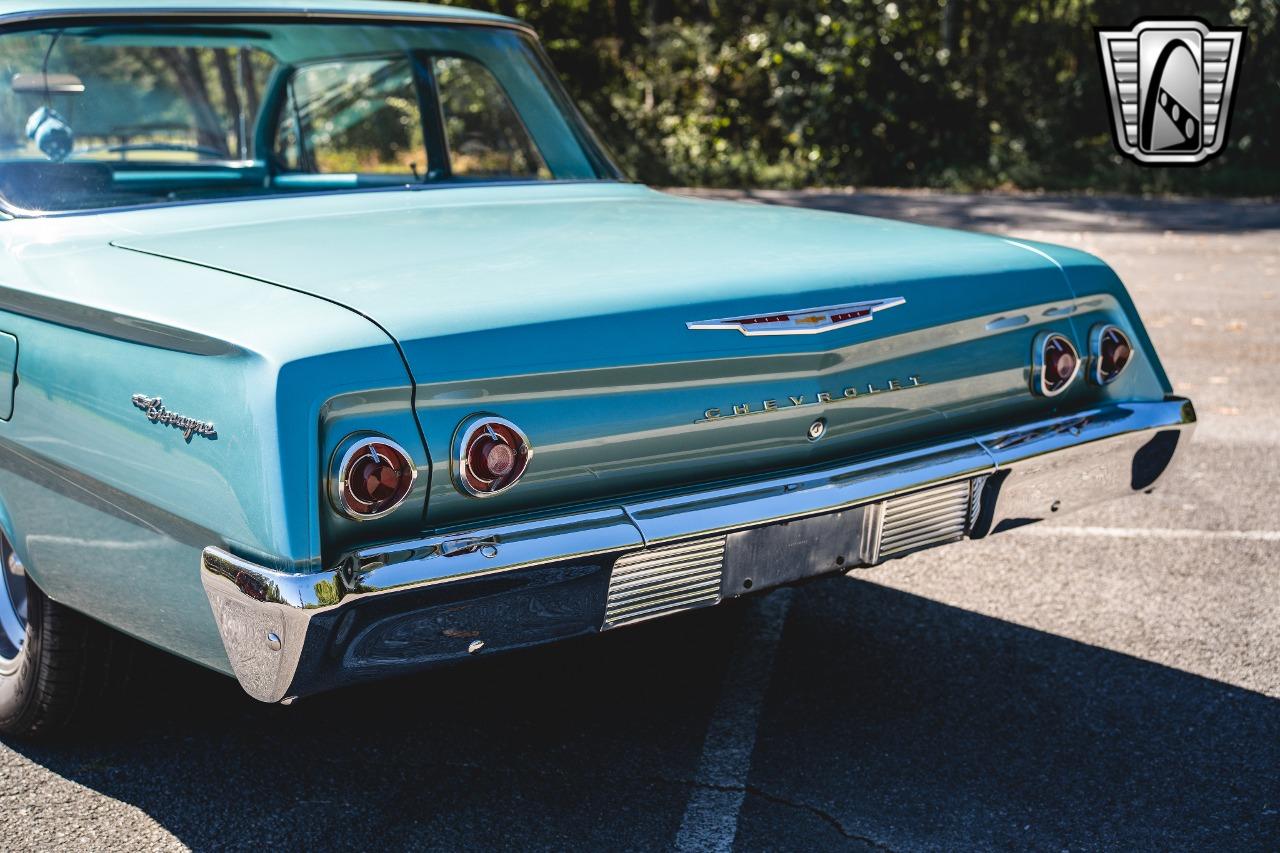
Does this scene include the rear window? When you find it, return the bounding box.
[433,55,549,180]
[0,17,617,213]
[274,56,426,176]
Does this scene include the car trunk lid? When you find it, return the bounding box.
[113,183,1080,526]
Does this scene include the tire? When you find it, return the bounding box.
[0,568,127,739]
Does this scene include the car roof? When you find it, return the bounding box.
[0,0,522,29]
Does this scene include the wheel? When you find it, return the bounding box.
[0,532,126,738]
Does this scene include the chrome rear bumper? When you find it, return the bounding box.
[201,397,1196,702]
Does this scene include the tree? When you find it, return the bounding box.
[426,0,1279,195]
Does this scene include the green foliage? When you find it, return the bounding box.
[429,0,1279,195]
[313,578,341,607]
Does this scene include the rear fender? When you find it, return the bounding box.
[1009,238,1173,396]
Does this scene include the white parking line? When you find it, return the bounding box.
[1015,526,1280,542]
[673,588,794,853]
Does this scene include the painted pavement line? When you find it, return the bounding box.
[1014,526,1280,542]
[673,588,795,853]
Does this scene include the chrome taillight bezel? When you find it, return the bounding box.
[1031,331,1081,397]
[1089,323,1134,385]
[329,434,418,521]
[452,415,532,498]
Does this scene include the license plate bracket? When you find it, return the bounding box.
[719,506,869,599]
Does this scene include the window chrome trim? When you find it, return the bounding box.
[0,7,536,36]
[0,178,624,220]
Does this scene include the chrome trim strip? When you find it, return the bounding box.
[625,437,990,545]
[877,481,971,558]
[604,535,726,628]
[976,399,1194,465]
[349,507,641,593]
[0,284,239,356]
[0,7,535,35]
[686,297,906,337]
[858,502,885,565]
[201,397,1196,703]
[968,476,990,531]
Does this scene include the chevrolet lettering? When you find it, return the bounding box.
[701,377,926,421]
[0,1,1194,734]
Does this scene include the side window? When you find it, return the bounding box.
[432,56,548,180]
[275,57,426,175]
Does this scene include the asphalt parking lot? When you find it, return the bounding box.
[2,189,1277,851]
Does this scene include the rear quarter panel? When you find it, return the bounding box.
[1010,237,1173,398]
[0,226,416,671]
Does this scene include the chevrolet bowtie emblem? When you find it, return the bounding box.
[1096,18,1245,166]
[686,297,906,336]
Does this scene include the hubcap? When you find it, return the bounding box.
[0,533,28,664]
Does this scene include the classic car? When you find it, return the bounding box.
[0,0,1194,737]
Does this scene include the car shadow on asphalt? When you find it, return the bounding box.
[7,577,1278,851]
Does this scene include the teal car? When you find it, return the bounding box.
[0,1,1194,736]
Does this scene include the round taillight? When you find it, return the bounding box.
[1090,324,1134,385]
[331,436,417,520]
[1032,332,1080,397]
[454,416,531,498]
